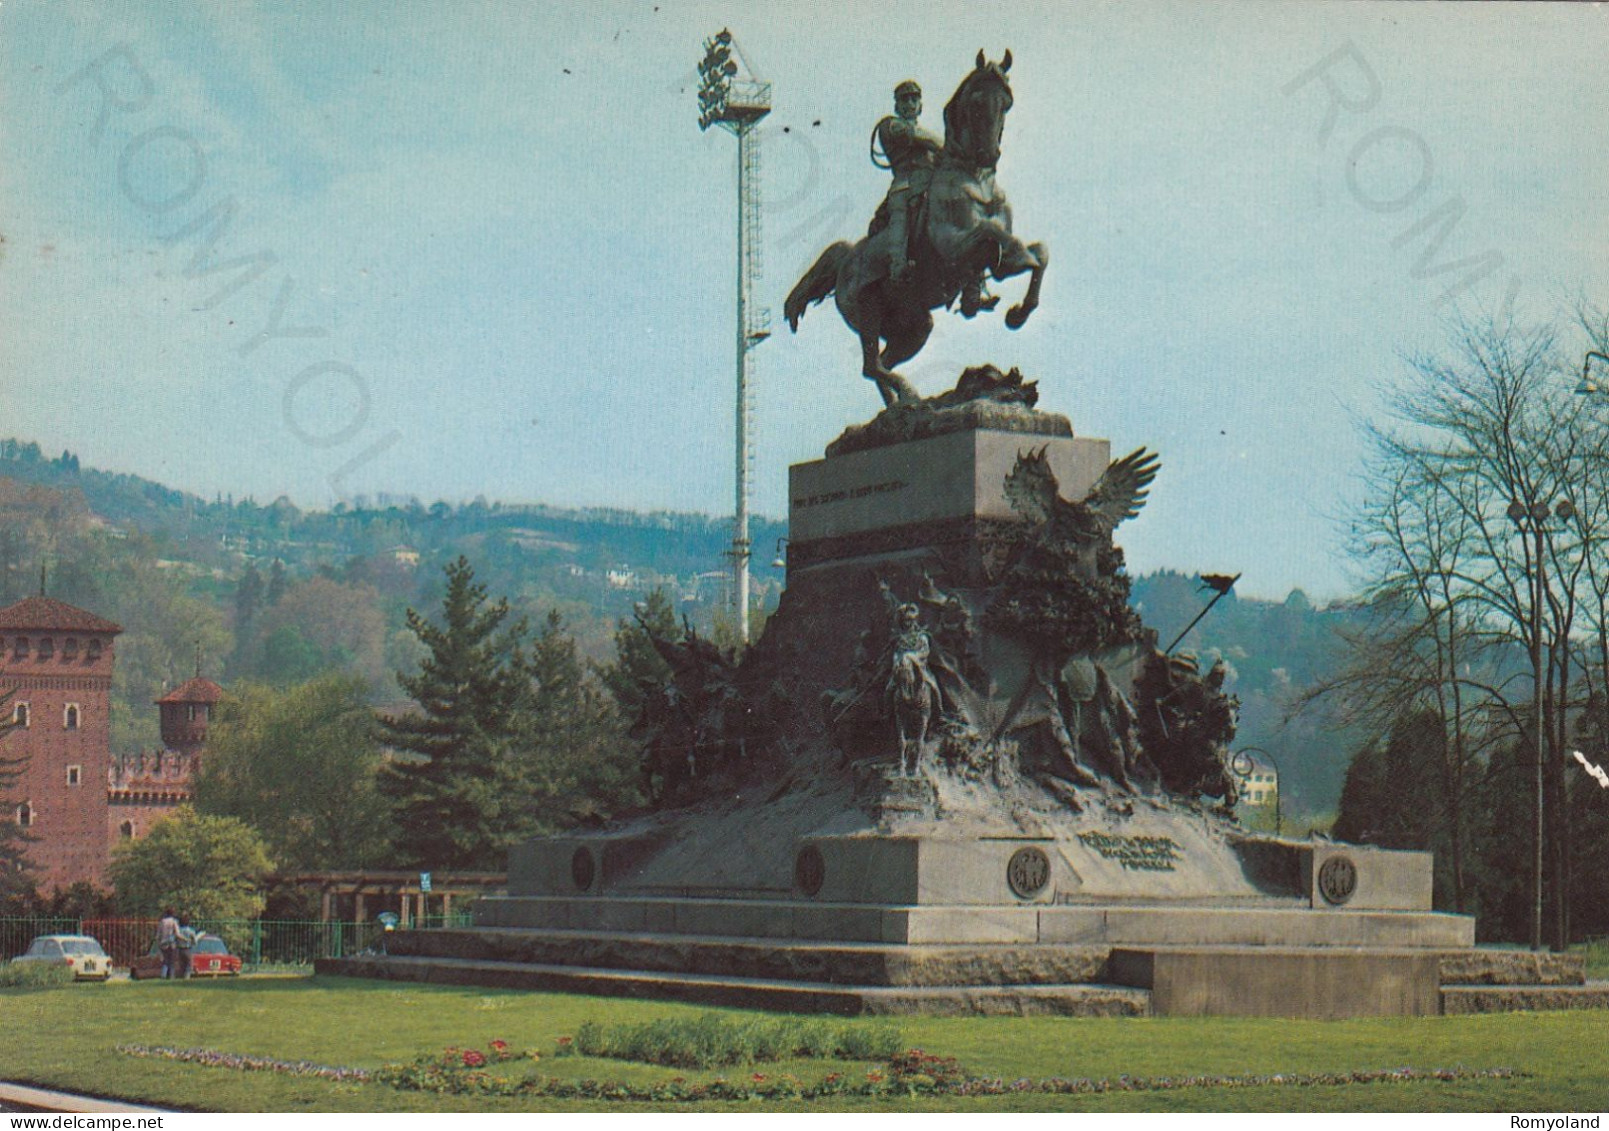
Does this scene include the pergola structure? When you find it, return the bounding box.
[271,871,505,927]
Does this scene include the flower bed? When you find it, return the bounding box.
[118,1041,1521,1103]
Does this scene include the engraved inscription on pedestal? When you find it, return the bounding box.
[1076,831,1182,872]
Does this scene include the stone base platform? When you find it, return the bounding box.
[316,950,1150,1017]
[315,920,1595,1018]
[473,894,1476,948]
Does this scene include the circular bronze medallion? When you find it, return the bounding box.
[571,846,596,892]
[1007,846,1051,899]
[795,845,825,896]
[1317,854,1358,905]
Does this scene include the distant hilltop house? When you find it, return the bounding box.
[1238,751,1280,811]
[387,544,420,569]
[0,593,222,892]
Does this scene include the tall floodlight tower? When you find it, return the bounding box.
[697,29,771,644]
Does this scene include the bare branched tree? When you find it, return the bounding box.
[1305,311,1605,944]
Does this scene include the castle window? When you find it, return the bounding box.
[188,704,198,721]
[15,803,31,828]
[86,639,102,661]
[12,703,28,729]
[62,638,78,660]
[66,765,81,787]
[64,704,80,730]
[36,637,53,660]
[120,821,135,839]
[12,637,27,659]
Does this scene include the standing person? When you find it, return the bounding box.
[156,909,180,980]
[175,916,197,980]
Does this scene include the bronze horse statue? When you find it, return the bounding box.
[784,51,1049,407]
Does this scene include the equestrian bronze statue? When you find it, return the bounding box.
[784,51,1049,408]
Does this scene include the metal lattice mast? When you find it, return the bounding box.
[699,29,771,644]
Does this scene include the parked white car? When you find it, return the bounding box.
[12,934,112,981]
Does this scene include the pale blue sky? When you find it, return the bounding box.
[2,1,1606,599]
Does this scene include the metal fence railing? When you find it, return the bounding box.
[0,911,475,970]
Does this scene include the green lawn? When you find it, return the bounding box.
[2,975,1606,1112]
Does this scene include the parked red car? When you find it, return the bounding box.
[128,933,243,979]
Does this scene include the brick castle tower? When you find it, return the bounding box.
[0,594,122,889]
[108,673,223,844]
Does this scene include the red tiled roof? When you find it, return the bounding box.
[0,596,122,634]
[156,677,225,704]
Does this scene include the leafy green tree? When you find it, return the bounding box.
[241,577,388,687]
[255,625,326,685]
[108,807,273,927]
[193,675,391,873]
[378,557,528,870]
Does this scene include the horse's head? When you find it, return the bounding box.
[943,50,1014,170]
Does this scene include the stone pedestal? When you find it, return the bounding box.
[788,425,1108,573]
[320,395,1566,1018]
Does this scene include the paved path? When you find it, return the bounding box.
[0,1082,173,1114]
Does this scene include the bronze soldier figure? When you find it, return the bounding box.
[875,80,943,283]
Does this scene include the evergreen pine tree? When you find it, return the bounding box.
[504,610,637,837]
[377,557,527,869]
[235,565,265,640]
[266,559,288,606]
[598,587,678,718]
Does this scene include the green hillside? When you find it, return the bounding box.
[0,438,1357,815]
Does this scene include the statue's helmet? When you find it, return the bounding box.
[894,79,921,99]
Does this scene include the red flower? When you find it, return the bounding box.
[490,1040,508,1051]
[462,1050,486,1067]
[751,1073,767,1083]
[557,1036,573,1046]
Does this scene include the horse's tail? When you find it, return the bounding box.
[785,241,852,332]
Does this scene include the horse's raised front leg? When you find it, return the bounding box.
[999,239,1048,331]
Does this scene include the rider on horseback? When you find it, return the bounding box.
[875,81,999,314]
[875,80,943,284]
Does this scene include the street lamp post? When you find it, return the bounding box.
[1506,496,1573,952]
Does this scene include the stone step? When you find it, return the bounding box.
[388,926,1109,987]
[1108,946,1445,1018]
[390,927,1584,990]
[314,954,1150,1017]
[1437,949,1585,986]
[476,894,1475,948]
[1441,983,1609,1014]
